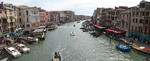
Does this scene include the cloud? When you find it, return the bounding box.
[1,0,33,5]
[1,0,150,15]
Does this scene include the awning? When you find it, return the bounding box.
[16,28,22,31]
[0,33,10,37]
[93,24,106,29]
[106,29,123,34]
[90,22,93,24]
[11,32,23,37]
[15,34,23,37]
[7,39,14,42]
[129,32,150,40]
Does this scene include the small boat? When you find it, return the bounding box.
[73,24,75,27]
[38,26,47,33]
[47,25,57,31]
[4,47,21,58]
[77,21,80,23]
[80,26,85,29]
[116,44,131,52]
[70,32,75,36]
[33,29,46,40]
[13,43,30,53]
[132,45,150,55]
[52,52,61,61]
[19,37,38,44]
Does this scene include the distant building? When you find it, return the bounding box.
[119,9,131,36]
[17,5,40,31]
[0,2,8,33]
[62,10,75,22]
[59,11,67,23]
[130,0,150,43]
[3,3,17,33]
[39,11,50,25]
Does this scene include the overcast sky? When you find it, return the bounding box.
[1,0,149,16]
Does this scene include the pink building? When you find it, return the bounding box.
[39,12,50,25]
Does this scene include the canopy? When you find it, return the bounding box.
[93,24,106,29]
[90,22,93,24]
[0,33,10,37]
[7,39,14,42]
[129,32,150,40]
[15,33,23,37]
[106,29,123,34]
[12,32,23,37]
[16,28,22,31]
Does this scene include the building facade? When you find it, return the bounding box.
[4,3,17,33]
[39,11,50,25]
[130,0,150,43]
[17,6,40,30]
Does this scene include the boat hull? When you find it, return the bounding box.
[116,45,130,52]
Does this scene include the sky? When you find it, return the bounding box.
[1,0,150,16]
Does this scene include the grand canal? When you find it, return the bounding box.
[13,21,148,61]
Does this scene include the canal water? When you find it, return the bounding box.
[13,21,148,61]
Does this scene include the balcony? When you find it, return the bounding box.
[143,24,150,28]
[0,14,7,18]
[2,19,7,23]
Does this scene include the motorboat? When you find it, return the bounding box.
[77,21,80,23]
[4,47,21,58]
[52,52,61,61]
[70,32,75,36]
[80,26,85,29]
[132,45,150,55]
[33,29,46,40]
[116,44,131,52]
[19,37,38,44]
[38,26,47,33]
[73,24,75,27]
[13,43,30,53]
[47,25,58,31]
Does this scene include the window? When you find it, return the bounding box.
[27,17,29,22]
[19,12,21,16]
[9,16,13,22]
[26,10,28,15]
[5,11,6,14]
[0,10,2,13]
[139,27,143,33]
[10,22,13,26]
[135,26,137,32]
[144,28,147,34]
[132,26,134,31]
[140,19,144,24]
[145,19,148,24]
[136,12,139,16]
[9,10,12,15]
[142,12,145,16]
[146,12,149,16]
[133,12,135,16]
[140,3,145,8]
[136,19,138,23]
[133,19,135,22]
[19,18,22,23]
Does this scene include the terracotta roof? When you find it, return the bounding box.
[117,8,126,10]
[4,3,12,7]
[17,5,29,8]
[131,5,139,8]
